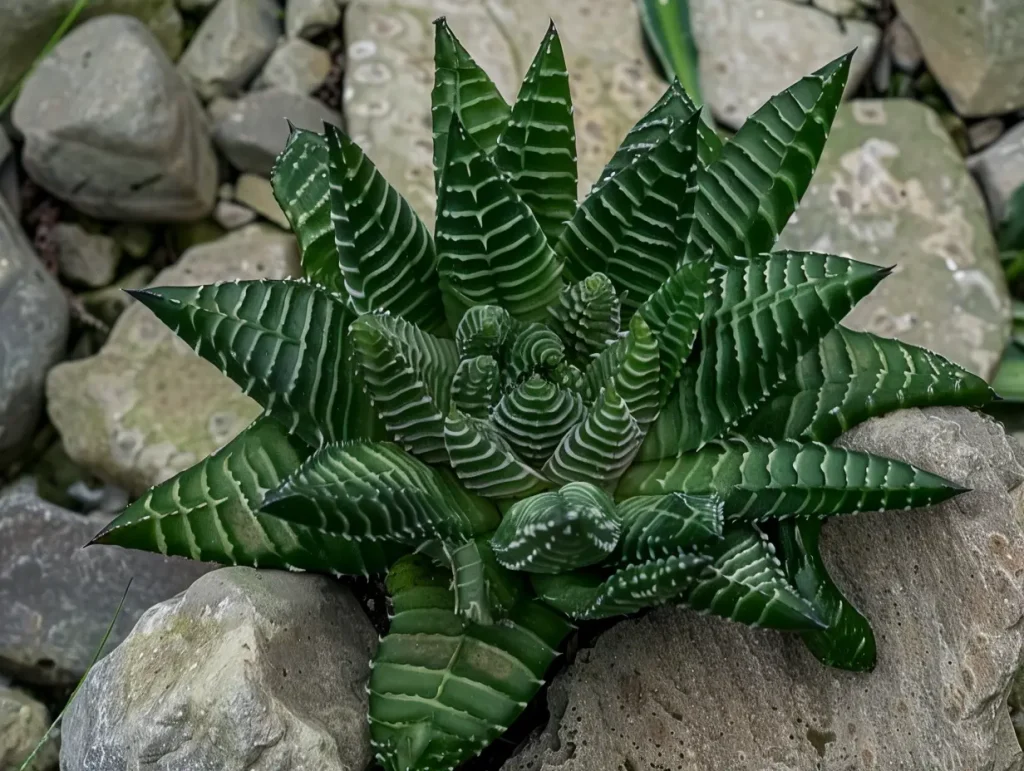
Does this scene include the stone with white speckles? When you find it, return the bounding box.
[777,99,1009,379]
[46,225,298,496]
[0,685,57,770]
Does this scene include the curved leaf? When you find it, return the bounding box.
[451,356,501,419]
[614,492,723,564]
[637,0,702,107]
[492,376,585,467]
[506,322,566,385]
[451,537,525,625]
[444,409,551,498]
[548,272,622,360]
[455,305,516,360]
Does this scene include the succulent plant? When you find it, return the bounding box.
[94,18,993,771]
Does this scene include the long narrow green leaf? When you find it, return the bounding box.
[325,124,447,334]
[636,0,702,106]
[127,280,381,447]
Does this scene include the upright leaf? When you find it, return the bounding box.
[127,280,381,447]
[451,356,501,419]
[271,127,342,292]
[493,22,577,245]
[444,409,551,499]
[548,272,622,360]
[491,377,585,467]
[325,124,447,334]
[435,116,564,326]
[450,537,524,625]
[637,0,703,108]
[455,304,516,359]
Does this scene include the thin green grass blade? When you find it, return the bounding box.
[636,0,702,106]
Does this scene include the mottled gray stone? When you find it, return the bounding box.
[967,118,1005,154]
[1011,667,1024,746]
[0,687,57,771]
[286,0,341,39]
[812,0,857,15]
[505,408,1024,771]
[0,128,19,219]
[12,15,217,222]
[213,198,258,229]
[177,0,280,100]
[0,198,68,468]
[212,88,340,175]
[52,223,122,288]
[778,100,1009,379]
[893,0,1024,116]
[256,37,333,94]
[968,122,1024,226]
[234,174,290,229]
[60,568,376,771]
[0,488,211,686]
[46,226,298,495]
[344,0,665,226]
[689,0,880,129]
[0,0,183,98]
[886,16,923,72]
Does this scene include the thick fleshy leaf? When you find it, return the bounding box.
[444,409,551,498]
[739,326,994,443]
[582,313,660,432]
[618,437,966,522]
[270,127,342,292]
[548,273,622,361]
[637,0,702,109]
[370,555,573,771]
[450,356,500,419]
[542,384,642,491]
[92,417,404,575]
[778,518,877,672]
[683,525,825,631]
[506,322,565,384]
[491,482,620,573]
[684,54,852,264]
[435,116,565,326]
[261,441,499,548]
[127,280,381,447]
[613,492,723,564]
[350,313,459,463]
[559,112,701,313]
[455,305,516,360]
[493,22,577,245]
[492,376,585,467]
[431,18,510,191]
[325,124,447,334]
[450,537,525,625]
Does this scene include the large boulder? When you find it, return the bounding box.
[504,407,1024,771]
[0,0,183,99]
[689,0,880,130]
[0,486,211,686]
[12,15,217,222]
[343,0,666,225]
[46,226,298,496]
[0,198,68,467]
[778,100,1010,380]
[893,0,1024,117]
[0,686,57,771]
[60,568,377,771]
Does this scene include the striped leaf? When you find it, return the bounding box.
[261,441,499,549]
[506,322,565,384]
[542,384,642,491]
[325,124,447,334]
[684,54,852,264]
[613,493,723,565]
[436,116,565,326]
[608,314,660,431]
[739,327,994,443]
[636,367,700,462]
[690,252,890,449]
[493,22,577,245]
[350,313,459,463]
[270,127,341,292]
[455,305,516,360]
[371,555,572,771]
[431,18,511,191]
[451,356,500,419]
[559,112,701,314]
[778,518,877,672]
[548,273,622,361]
[683,525,825,631]
[92,417,404,575]
[491,482,621,573]
[617,437,966,522]
[444,409,551,499]
[127,280,381,447]
[491,376,585,467]
[451,537,525,625]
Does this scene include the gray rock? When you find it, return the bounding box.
[812,0,857,15]
[286,0,341,39]
[0,488,211,686]
[177,0,280,101]
[1011,668,1024,745]
[893,0,1024,116]
[60,568,376,771]
[0,686,57,771]
[689,0,880,129]
[967,118,1005,153]
[46,226,297,495]
[12,15,217,223]
[968,122,1024,226]
[505,407,1024,771]
[234,174,290,229]
[0,199,68,468]
[52,223,122,288]
[212,88,340,176]
[0,0,183,99]
[778,100,1009,380]
[213,198,258,229]
[0,128,18,219]
[886,16,923,72]
[256,37,333,94]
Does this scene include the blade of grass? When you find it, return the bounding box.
[17,578,132,771]
[636,0,702,105]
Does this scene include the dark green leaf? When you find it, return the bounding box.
[444,409,551,498]
[637,0,703,107]
[614,492,723,564]
[492,376,585,467]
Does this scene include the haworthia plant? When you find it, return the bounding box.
[96,18,991,771]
